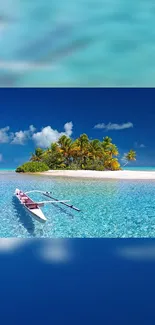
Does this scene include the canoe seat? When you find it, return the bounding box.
[26,203,38,209]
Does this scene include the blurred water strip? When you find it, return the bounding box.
[0,239,155,325]
[1,0,155,86]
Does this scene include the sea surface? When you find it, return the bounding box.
[124,167,155,171]
[1,170,155,238]
[1,238,155,325]
[1,0,155,86]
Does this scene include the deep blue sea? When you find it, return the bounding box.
[1,169,155,237]
[1,0,155,86]
[1,238,155,325]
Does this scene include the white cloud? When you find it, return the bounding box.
[29,125,36,133]
[0,154,3,162]
[64,122,73,137]
[12,130,27,145]
[32,122,73,148]
[32,126,61,148]
[11,125,36,145]
[116,244,155,261]
[94,122,133,130]
[37,239,72,264]
[0,239,72,264]
[134,142,146,149]
[0,238,27,252]
[0,126,12,143]
[0,122,73,147]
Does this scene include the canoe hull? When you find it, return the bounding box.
[15,188,47,223]
[24,205,47,223]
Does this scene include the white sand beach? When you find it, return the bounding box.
[40,170,155,180]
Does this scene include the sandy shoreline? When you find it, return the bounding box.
[39,170,155,180]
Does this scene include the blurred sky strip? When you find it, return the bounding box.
[1,0,155,86]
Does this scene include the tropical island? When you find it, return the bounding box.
[16,134,136,173]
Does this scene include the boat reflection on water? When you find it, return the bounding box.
[12,196,35,235]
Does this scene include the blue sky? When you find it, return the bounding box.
[0,88,154,167]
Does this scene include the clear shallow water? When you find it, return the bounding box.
[124,167,155,171]
[1,0,155,86]
[1,171,155,238]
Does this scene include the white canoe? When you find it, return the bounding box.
[15,188,47,223]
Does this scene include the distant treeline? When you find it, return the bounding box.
[16,134,136,172]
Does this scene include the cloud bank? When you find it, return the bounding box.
[32,122,73,148]
[0,122,73,148]
[116,244,155,261]
[11,125,36,145]
[0,126,13,143]
[0,239,72,264]
[94,122,133,130]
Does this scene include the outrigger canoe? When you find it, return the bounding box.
[15,188,47,223]
[14,189,80,223]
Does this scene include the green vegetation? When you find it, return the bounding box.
[16,161,49,173]
[16,134,136,172]
[123,150,137,167]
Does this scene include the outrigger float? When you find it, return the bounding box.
[14,188,80,223]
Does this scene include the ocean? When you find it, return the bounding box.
[124,167,155,171]
[1,169,155,237]
[1,238,155,324]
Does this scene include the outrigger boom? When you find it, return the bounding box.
[43,192,81,212]
[27,200,70,206]
[25,191,81,212]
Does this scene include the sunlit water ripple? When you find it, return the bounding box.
[1,171,155,238]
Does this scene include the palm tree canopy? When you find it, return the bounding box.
[102,136,112,147]
[125,150,136,161]
[89,139,103,158]
[50,143,60,152]
[35,148,44,157]
[73,134,90,154]
[30,147,44,161]
[28,133,136,171]
[58,135,72,148]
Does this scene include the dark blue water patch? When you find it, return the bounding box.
[0,239,155,325]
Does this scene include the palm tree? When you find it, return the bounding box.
[107,144,119,158]
[58,135,72,150]
[123,150,136,166]
[89,139,102,158]
[30,148,44,161]
[28,134,122,171]
[58,135,73,167]
[102,136,112,150]
[72,134,90,168]
[89,139,104,168]
[110,158,120,170]
[102,137,118,157]
[42,143,65,169]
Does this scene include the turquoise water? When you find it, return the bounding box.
[1,171,155,238]
[124,167,155,171]
[1,0,155,86]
